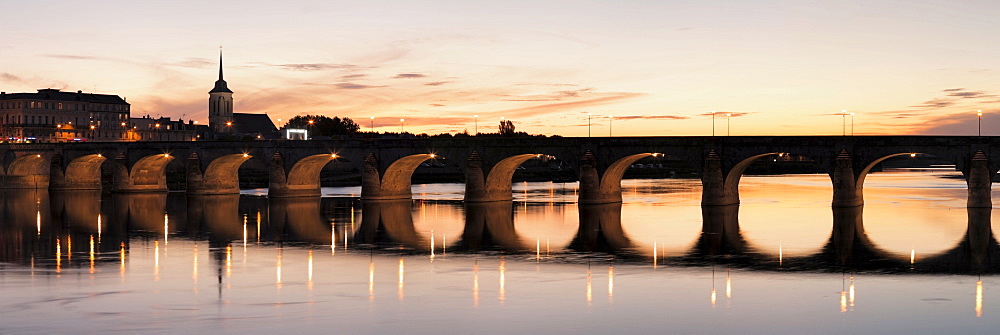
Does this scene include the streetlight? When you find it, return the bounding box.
[587,113,592,137]
[850,113,855,136]
[370,116,375,132]
[400,118,405,133]
[978,110,983,136]
[609,115,613,137]
[841,110,847,136]
[474,115,478,135]
[711,111,716,136]
[726,113,731,136]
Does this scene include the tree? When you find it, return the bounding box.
[499,119,515,136]
[286,115,360,136]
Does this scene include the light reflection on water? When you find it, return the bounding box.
[2,171,1000,332]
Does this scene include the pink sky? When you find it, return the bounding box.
[3,0,1000,136]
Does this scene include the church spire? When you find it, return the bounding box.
[218,48,224,81]
[209,48,233,94]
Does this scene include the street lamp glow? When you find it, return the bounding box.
[711,111,716,136]
[400,119,405,133]
[587,113,592,137]
[978,110,983,136]
[608,115,613,137]
[726,113,731,136]
[850,113,855,136]
[474,115,479,135]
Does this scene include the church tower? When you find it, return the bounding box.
[208,50,234,133]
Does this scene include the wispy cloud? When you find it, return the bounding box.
[334,82,386,90]
[393,73,426,78]
[276,63,363,71]
[613,115,689,120]
[43,54,102,60]
[341,74,367,79]
[0,73,24,83]
[909,98,955,108]
[169,57,214,68]
[424,81,449,86]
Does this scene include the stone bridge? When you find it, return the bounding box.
[0,136,996,207]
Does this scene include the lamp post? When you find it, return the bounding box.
[587,113,592,137]
[711,111,716,136]
[850,113,855,136]
[841,110,847,136]
[978,110,983,136]
[726,113,731,136]
[370,116,374,132]
[474,115,478,135]
[400,119,405,133]
[609,115,613,137]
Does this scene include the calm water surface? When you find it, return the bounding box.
[1,170,999,333]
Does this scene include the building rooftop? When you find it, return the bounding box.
[0,89,128,104]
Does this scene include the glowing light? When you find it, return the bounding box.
[308,250,314,290]
[428,153,436,158]
[910,249,916,264]
[242,153,249,158]
[226,245,232,278]
[163,153,170,157]
[331,153,338,158]
[369,261,375,301]
[398,257,405,300]
[163,213,169,245]
[120,242,126,277]
[726,270,732,299]
[430,230,435,259]
[97,153,102,158]
[840,290,847,313]
[608,266,614,302]
[473,261,480,307]
[653,242,657,268]
[779,243,783,265]
[89,235,95,274]
[910,153,916,158]
[275,248,282,287]
[499,258,506,304]
[193,244,199,284]
[36,210,40,235]
[977,280,984,318]
[154,240,160,281]
[586,267,593,306]
[55,238,62,274]
[35,154,40,158]
[536,238,541,262]
[849,275,855,307]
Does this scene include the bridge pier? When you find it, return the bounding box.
[832,149,863,207]
[701,150,738,206]
[49,153,106,191]
[463,152,488,202]
[967,150,992,208]
[361,153,436,201]
[577,151,604,204]
[267,152,338,198]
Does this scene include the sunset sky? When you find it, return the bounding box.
[3,0,1000,136]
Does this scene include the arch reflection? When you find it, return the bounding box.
[688,205,751,258]
[268,197,334,245]
[919,208,1000,273]
[569,203,633,254]
[355,200,424,249]
[458,202,527,252]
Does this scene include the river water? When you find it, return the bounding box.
[1,170,998,333]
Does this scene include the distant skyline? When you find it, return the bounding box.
[3,0,1000,136]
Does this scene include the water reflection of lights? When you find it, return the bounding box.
[369,261,375,301]
[193,244,199,284]
[536,239,541,262]
[710,268,716,308]
[910,249,916,265]
[36,210,41,235]
[652,242,658,268]
[256,211,262,244]
[67,235,72,261]
[976,279,983,318]
[275,248,282,287]
[849,275,855,308]
[226,245,233,278]
[163,213,169,245]
[308,250,314,291]
[726,268,732,299]
[430,230,436,259]
[778,242,783,265]
[473,261,480,307]
[499,258,507,304]
[55,238,62,274]
[608,266,614,302]
[242,214,248,249]
[154,240,160,281]
[119,242,126,278]
[398,257,405,300]
[586,266,593,306]
[331,224,336,255]
[89,235,95,274]
[97,214,102,242]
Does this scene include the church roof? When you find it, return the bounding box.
[209,52,233,94]
[233,113,277,134]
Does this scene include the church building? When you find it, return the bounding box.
[208,51,278,138]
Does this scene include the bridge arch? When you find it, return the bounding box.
[579,153,658,204]
[363,153,436,200]
[5,154,49,188]
[111,153,175,193]
[189,153,252,195]
[56,154,107,190]
[269,153,341,198]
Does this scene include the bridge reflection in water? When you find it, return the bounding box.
[0,190,994,275]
